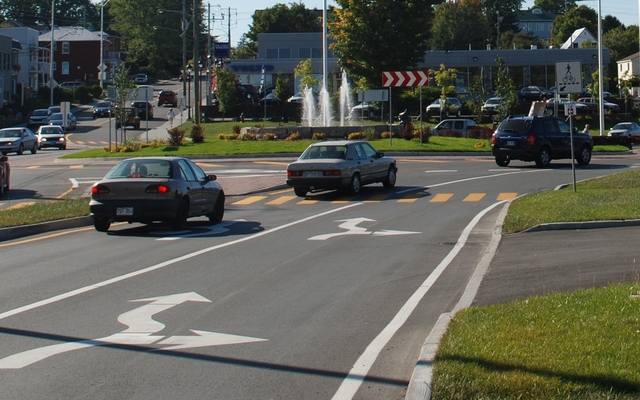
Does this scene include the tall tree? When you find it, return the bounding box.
[430,0,490,51]
[603,25,639,64]
[533,0,579,14]
[551,5,597,47]
[329,0,437,89]
[482,0,523,48]
[0,0,99,28]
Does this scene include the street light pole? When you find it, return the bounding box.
[193,0,200,125]
[49,0,55,107]
[100,0,111,90]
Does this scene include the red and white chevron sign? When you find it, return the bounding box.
[382,71,429,87]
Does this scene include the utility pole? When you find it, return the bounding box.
[193,0,199,125]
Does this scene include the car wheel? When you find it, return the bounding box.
[171,199,189,230]
[93,217,111,232]
[31,144,37,154]
[495,155,510,167]
[444,109,450,118]
[348,173,362,195]
[207,192,225,224]
[0,180,4,197]
[535,147,551,167]
[576,146,592,166]
[383,166,397,188]
[16,144,24,155]
[456,109,461,117]
[294,187,308,197]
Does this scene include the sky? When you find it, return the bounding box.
[224,0,639,47]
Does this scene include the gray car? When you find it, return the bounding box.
[286,140,398,197]
[0,127,38,155]
[608,122,640,138]
[36,125,67,150]
[89,157,225,232]
[28,109,52,128]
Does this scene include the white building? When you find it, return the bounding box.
[560,28,597,49]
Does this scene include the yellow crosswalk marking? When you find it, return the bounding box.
[231,196,268,205]
[69,165,84,169]
[266,196,297,205]
[398,193,422,203]
[297,199,319,204]
[430,193,453,202]
[463,193,486,202]
[26,166,39,169]
[497,192,518,200]
[331,196,358,203]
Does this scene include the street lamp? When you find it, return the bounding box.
[100,0,111,90]
[187,65,192,120]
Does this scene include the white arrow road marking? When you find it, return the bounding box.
[157,330,267,351]
[0,292,267,369]
[155,220,240,241]
[308,218,420,241]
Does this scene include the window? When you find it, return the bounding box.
[527,23,533,31]
[312,48,322,58]
[299,48,310,58]
[266,48,278,58]
[536,23,541,31]
[62,61,69,75]
[52,62,56,71]
[62,42,70,54]
[279,48,291,59]
[178,160,197,181]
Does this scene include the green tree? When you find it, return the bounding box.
[231,34,257,59]
[0,0,99,28]
[111,64,137,143]
[551,5,597,47]
[482,0,523,48]
[274,72,291,102]
[617,71,633,114]
[493,57,518,121]
[430,0,490,51]
[216,67,237,117]
[585,69,609,102]
[500,30,545,49]
[330,0,436,89]
[294,59,319,92]
[603,25,639,64]
[533,0,578,14]
[430,64,457,98]
[243,3,320,59]
[602,15,623,34]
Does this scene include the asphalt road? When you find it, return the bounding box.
[1,153,640,399]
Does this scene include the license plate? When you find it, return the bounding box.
[506,140,516,146]
[303,171,321,178]
[116,207,133,216]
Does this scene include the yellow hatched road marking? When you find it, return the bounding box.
[463,193,486,202]
[69,165,84,169]
[430,193,453,202]
[26,166,39,169]
[255,161,289,166]
[363,194,391,202]
[231,196,268,205]
[497,192,518,200]
[196,162,223,168]
[398,193,422,203]
[266,196,297,205]
[298,198,319,204]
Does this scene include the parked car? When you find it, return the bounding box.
[158,90,178,107]
[115,107,141,129]
[545,98,589,115]
[93,101,115,118]
[36,125,67,150]
[89,156,225,232]
[48,105,61,115]
[286,140,397,197]
[577,97,620,113]
[431,119,477,137]
[0,154,9,197]
[287,92,304,103]
[426,97,462,118]
[491,115,593,167]
[132,101,154,119]
[0,127,39,155]
[28,108,52,128]
[258,93,279,105]
[350,102,378,119]
[481,97,504,116]
[607,122,640,138]
[518,86,553,102]
[134,73,148,84]
[48,112,77,131]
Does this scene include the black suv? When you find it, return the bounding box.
[491,115,593,167]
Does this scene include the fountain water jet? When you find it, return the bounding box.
[301,71,353,127]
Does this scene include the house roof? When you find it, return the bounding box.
[38,26,102,42]
[617,52,639,63]
[560,27,597,49]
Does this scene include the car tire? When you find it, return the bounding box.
[31,144,37,154]
[495,155,510,167]
[456,109,461,117]
[383,166,397,188]
[294,187,308,197]
[171,199,189,230]
[576,146,592,166]
[207,192,225,224]
[348,173,361,195]
[93,217,111,232]
[535,147,551,167]
[444,109,450,118]
[17,144,24,155]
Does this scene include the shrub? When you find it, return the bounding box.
[380,131,392,139]
[264,133,276,140]
[241,133,256,141]
[217,133,227,140]
[190,124,205,143]
[120,139,141,152]
[312,132,326,141]
[439,130,463,138]
[467,126,494,139]
[90,85,103,100]
[74,86,92,104]
[286,132,301,141]
[348,132,364,140]
[419,126,431,144]
[228,133,239,140]
[363,127,378,140]
[232,124,242,134]
[167,126,186,146]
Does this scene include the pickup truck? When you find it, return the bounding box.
[430,118,476,137]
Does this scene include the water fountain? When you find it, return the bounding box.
[301,70,352,127]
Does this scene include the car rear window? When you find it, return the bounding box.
[32,110,48,116]
[106,161,172,179]
[301,145,348,160]
[498,119,531,133]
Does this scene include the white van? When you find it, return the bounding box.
[431,118,476,137]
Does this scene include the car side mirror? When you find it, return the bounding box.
[207,174,217,181]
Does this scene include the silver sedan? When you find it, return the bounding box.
[286,140,397,197]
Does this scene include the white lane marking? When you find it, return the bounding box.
[331,200,507,400]
[424,170,457,173]
[0,203,362,322]
[308,218,420,241]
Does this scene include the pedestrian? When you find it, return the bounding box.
[583,124,590,134]
[168,108,175,127]
[240,113,245,123]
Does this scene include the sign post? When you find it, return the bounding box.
[382,71,429,144]
[556,62,581,192]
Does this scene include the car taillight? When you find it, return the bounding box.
[146,184,171,193]
[91,184,109,195]
[324,170,342,176]
[526,134,536,146]
[287,170,302,177]
[491,133,496,145]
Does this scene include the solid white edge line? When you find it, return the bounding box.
[405,200,511,400]
[331,200,508,400]
[0,203,362,321]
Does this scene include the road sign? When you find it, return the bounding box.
[565,102,577,116]
[556,61,581,95]
[358,90,389,102]
[382,71,429,87]
[214,42,230,58]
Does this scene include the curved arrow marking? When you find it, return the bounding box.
[157,330,267,351]
[308,218,421,241]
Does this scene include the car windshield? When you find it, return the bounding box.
[300,145,348,160]
[0,129,21,138]
[486,99,500,105]
[106,160,173,179]
[613,123,631,129]
[33,110,48,116]
[39,127,62,135]
[50,113,63,119]
[96,102,110,107]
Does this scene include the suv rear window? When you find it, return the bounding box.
[498,119,531,133]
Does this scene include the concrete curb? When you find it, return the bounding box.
[520,218,640,233]
[0,216,93,242]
